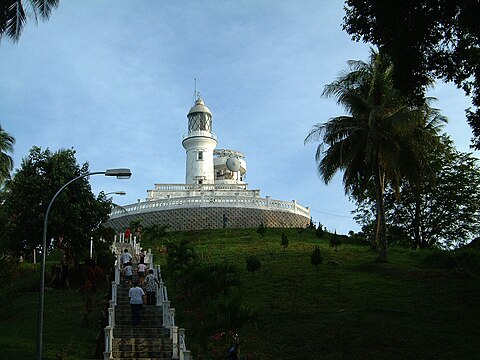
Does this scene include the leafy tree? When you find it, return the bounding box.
[0,126,15,186]
[257,222,266,238]
[142,224,170,243]
[315,224,325,238]
[165,238,197,279]
[1,147,111,262]
[217,289,258,333]
[310,245,323,272]
[305,49,445,261]
[354,136,480,249]
[330,231,340,251]
[280,231,289,251]
[307,217,316,229]
[128,219,142,239]
[245,256,261,278]
[343,0,480,149]
[0,0,60,42]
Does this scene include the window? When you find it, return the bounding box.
[197,151,203,160]
[198,179,203,184]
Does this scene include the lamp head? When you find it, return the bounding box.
[104,168,132,179]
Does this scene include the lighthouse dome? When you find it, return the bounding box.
[188,98,212,116]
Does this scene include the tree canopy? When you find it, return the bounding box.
[0,125,15,186]
[0,0,59,42]
[305,49,445,260]
[354,135,480,249]
[343,0,480,148]
[1,146,112,261]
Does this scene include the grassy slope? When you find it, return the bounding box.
[2,228,479,359]
[149,228,480,360]
[0,263,107,360]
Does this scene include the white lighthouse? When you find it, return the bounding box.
[182,94,218,184]
[109,92,311,232]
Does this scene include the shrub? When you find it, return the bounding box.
[311,245,323,272]
[257,223,266,238]
[246,256,261,278]
[421,250,457,270]
[280,232,289,251]
[315,225,325,238]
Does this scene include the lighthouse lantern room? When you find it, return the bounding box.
[182,94,218,185]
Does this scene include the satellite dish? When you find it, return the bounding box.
[226,157,241,172]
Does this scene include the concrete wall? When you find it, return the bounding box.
[105,206,309,232]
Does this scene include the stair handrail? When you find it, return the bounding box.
[151,259,191,358]
[104,259,120,360]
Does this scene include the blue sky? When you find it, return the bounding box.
[0,1,475,234]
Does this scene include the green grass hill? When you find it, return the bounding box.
[1,227,479,359]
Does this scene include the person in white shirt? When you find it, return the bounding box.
[120,248,132,268]
[137,262,147,285]
[128,281,145,325]
[124,264,133,284]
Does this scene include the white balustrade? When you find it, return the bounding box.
[172,326,179,359]
[110,194,310,219]
[111,282,117,305]
[103,326,113,360]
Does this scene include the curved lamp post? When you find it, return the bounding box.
[36,168,132,360]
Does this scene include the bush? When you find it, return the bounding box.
[315,225,325,238]
[246,256,261,278]
[421,249,480,273]
[421,250,457,270]
[310,245,323,272]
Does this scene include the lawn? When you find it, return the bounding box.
[0,262,109,360]
[145,227,480,360]
[2,227,479,359]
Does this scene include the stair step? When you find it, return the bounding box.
[105,271,181,359]
[111,351,173,359]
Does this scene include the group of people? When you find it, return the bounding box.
[120,248,160,325]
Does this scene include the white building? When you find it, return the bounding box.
[108,94,310,231]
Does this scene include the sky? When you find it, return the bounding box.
[0,0,476,234]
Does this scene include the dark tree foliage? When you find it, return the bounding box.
[354,136,480,249]
[343,0,480,148]
[1,147,111,261]
[280,231,289,251]
[315,224,325,238]
[165,238,197,278]
[0,0,59,42]
[143,224,170,242]
[245,256,261,278]
[330,231,340,251]
[310,245,323,272]
[257,222,266,238]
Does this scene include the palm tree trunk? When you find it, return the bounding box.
[374,159,388,262]
[413,198,422,249]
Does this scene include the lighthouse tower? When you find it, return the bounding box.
[182,94,218,185]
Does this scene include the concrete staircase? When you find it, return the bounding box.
[111,273,173,359]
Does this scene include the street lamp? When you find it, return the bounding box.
[36,168,132,360]
[104,191,126,196]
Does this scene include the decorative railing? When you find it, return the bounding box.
[104,244,183,359]
[103,254,121,360]
[183,130,217,140]
[153,265,191,359]
[153,183,248,191]
[110,195,310,219]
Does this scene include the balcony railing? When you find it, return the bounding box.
[110,195,310,219]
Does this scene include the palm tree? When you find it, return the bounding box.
[0,126,15,185]
[0,0,59,42]
[305,49,443,261]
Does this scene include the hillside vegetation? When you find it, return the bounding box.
[1,227,479,359]
[145,227,480,360]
